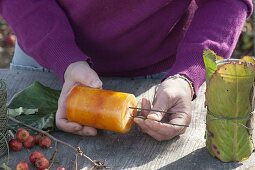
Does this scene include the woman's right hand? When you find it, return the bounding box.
[55,61,103,136]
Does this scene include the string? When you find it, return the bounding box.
[0,79,8,157]
[206,109,253,130]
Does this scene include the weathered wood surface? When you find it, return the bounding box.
[0,69,254,170]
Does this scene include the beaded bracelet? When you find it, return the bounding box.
[165,74,195,99]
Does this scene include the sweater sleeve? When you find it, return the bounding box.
[0,0,90,81]
[165,0,253,95]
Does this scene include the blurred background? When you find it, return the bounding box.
[0,15,254,68]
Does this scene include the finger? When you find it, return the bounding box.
[143,129,169,141]
[168,112,191,134]
[56,117,83,132]
[56,83,73,120]
[134,118,172,141]
[135,116,185,141]
[147,93,169,121]
[133,117,150,133]
[72,126,97,136]
[72,62,102,88]
[144,119,186,137]
[56,118,97,136]
[57,81,76,113]
[140,98,151,117]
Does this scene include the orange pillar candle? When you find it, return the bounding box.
[66,86,138,133]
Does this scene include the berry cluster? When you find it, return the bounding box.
[8,127,55,170]
[9,128,52,151]
[16,151,49,170]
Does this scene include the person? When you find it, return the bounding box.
[0,0,252,141]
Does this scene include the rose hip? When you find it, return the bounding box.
[39,136,52,148]
[34,133,43,145]
[23,135,35,149]
[35,157,49,170]
[9,139,22,152]
[16,161,29,170]
[29,151,44,165]
[16,128,30,142]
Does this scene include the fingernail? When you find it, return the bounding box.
[91,80,102,88]
[134,118,142,124]
[147,113,161,121]
[74,126,82,131]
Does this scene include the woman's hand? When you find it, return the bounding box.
[55,61,103,136]
[134,76,193,141]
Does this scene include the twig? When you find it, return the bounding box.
[75,154,78,170]
[8,116,77,151]
[48,147,58,169]
[7,116,107,169]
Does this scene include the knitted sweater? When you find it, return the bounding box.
[0,0,253,94]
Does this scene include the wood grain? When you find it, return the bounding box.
[0,69,254,170]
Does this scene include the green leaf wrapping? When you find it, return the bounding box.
[203,49,223,83]
[7,82,60,130]
[204,50,255,162]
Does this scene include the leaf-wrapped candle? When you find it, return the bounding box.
[66,86,137,133]
[203,49,255,162]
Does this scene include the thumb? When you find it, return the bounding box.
[73,63,103,88]
[147,94,169,121]
[88,78,103,89]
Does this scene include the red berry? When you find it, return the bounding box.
[39,136,51,148]
[34,133,43,145]
[16,128,30,142]
[9,139,22,152]
[16,161,29,170]
[35,157,49,170]
[23,135,35,149]
[29,151,44,165]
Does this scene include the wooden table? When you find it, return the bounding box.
[0,69,254,170]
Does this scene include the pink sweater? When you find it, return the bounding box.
[0,0,252,94]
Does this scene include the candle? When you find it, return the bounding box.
[66,86,137,133]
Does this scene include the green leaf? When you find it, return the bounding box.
[7,81,60,130]
[203,49,223,83]
[240,55,255,65]
[8,107,38,117]
[205,58,255,162]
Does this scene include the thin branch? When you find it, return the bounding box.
[8,116,77,151]
[7,116,106,169]
[48,147,58,169]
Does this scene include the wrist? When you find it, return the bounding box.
[165,74,195,99]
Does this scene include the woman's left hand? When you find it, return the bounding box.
[134,76,193,141]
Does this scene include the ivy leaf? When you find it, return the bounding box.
[7,81,60,130]
[8,107,38,117]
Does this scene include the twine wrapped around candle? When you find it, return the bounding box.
[0,79,8,157]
